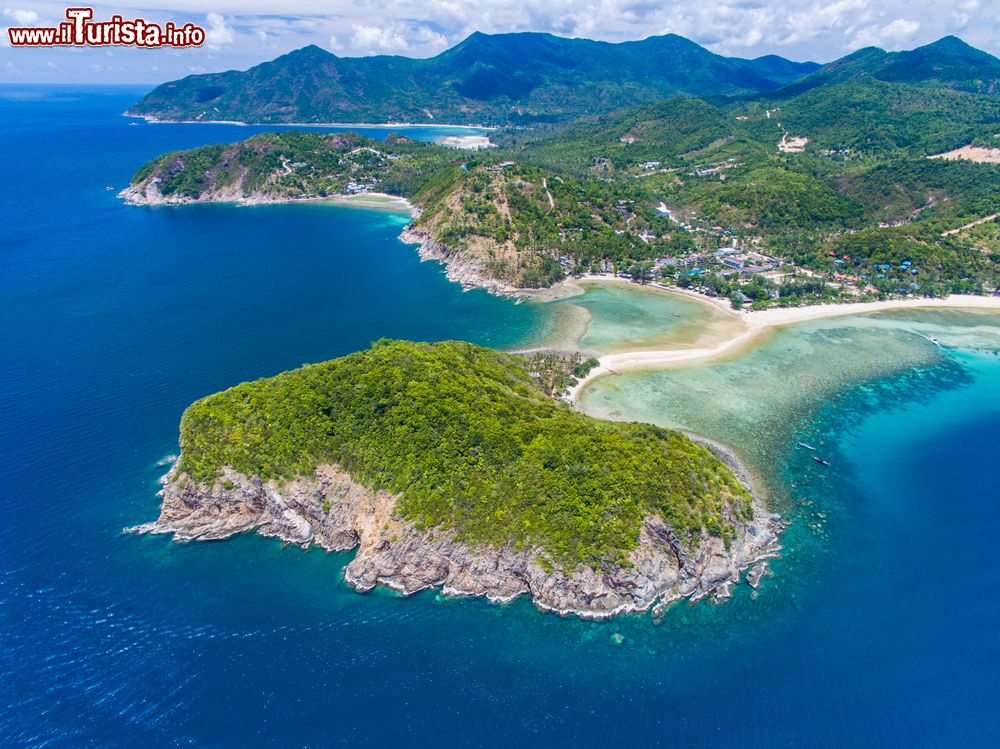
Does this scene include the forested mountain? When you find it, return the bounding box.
[776,36,1000,96]
[127,32,819,125]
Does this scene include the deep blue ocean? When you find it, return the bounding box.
[2,86,999,747]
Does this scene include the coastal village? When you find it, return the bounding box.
[128,128,999,309]
[449,157,984,308]
[300,145,997,307]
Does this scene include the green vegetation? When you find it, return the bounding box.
[519,351,600,396]
[129,36,1000,299]
[178,340,751,568]
[127,33,819,126]
[777,36,1000,97]
[132,131,457,200]
[508,72,1000,296]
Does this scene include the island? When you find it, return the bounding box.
[123,35,1000,303]
[128,340,783,618]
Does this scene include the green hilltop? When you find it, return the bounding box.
[776,36,1000,97]
[177,340,752,568]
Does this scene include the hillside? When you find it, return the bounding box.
[121,130,679,289]
[124,82,1000,299]
[174,338,755,568]
[126,32,818,126]
[775,36,1000,97]
[131,339,784,616]
[511,76,1000,297]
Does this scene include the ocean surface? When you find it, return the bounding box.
[2,86,999,747]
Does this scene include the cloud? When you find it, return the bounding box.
[351,23,408,52]
[2,8,37,25]
[346,22,447,54]
[852,18,921,49]
[780,0,869,45]
[205,12,236,48]
[950,0,980,29]
[411,25,448,50]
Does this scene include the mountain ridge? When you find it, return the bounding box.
[773,35,1000,97]
[127,31,821,125]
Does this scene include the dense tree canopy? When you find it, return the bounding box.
[178,340,752,568]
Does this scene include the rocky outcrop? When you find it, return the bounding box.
[127,462,785,619]
[119,178,287,207]
[399,227,521,297]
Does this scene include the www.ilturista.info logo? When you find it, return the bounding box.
[8,7,206,47]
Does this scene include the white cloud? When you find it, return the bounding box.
[951,0,981,29]
[205,12,236,48]
[350,23,409,52]
[411,25,448,50]
[347,20,448,55]
[852,18,921,49]
[2,8,37,25]
[780,0,869,45]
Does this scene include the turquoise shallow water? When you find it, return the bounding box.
[544,280,740,352]
[2,86,1000,747]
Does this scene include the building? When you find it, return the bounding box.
[719,252,777,273]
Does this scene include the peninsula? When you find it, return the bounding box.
[124,34,1000,303]
[128,340,783,617]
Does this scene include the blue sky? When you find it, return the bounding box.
[2,0,998,84]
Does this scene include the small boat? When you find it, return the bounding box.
[929,337,940,346]
[105,185,114,191]
[797,442,816,451]
[812,456,830,466]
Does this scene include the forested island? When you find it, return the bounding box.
[129,340,783,616]
[124,34,1000,303]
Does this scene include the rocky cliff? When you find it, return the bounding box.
[128,462,784,619]
[399,227,520,297]
[119,178,288,207]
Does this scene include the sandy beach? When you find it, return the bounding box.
[315,192,416,213]
[565,285,1000,402]
[131,114,496,131]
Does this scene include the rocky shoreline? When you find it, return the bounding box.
[398,227,521,297]
[127,462,785,619]
[119,180,281,207]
